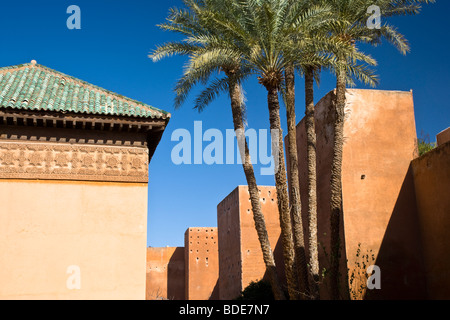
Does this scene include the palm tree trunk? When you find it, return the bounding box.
[266,84,298,300]
[304,67,320,300]
[284,65,309,299]
[228,74,286,300]
[329,59,347,300]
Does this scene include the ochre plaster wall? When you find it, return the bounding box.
[0,179,148,300]
[292,89,425,299]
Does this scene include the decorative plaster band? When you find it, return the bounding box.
[0,141,149,183]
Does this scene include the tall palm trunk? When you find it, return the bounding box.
[265,83,298,300]
[304,67,320,300]
[329,58,347,300]
[227,72,285,300]
[284,65,309,298]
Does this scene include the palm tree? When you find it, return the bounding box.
[218,0,367,299]
[281,1,334,299]
[282,2,327,299]
[185,0,319,299]
[281,1,372,299]
[283,11,326,301]
[236,0,309,299]
[149,0,286,300]
[285,6,335,299]
[322,0,434,300]
[284,62,308,298]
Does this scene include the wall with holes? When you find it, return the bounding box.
[146,186,283,300]
[217,185,285,300]
[238,186,285,294]
[146,228,219,300]
[184,227,219,300]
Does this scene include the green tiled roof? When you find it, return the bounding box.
[0,62,170,120]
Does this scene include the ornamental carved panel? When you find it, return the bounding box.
[0,141,149,183]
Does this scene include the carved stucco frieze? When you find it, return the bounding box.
[0,141,149,183]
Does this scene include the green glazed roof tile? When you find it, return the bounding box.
[0,62,170,120]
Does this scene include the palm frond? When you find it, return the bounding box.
[194,77,230,112]
[149,42,202,62]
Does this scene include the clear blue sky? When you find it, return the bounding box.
[0,1,448,247]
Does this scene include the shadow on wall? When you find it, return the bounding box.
[167,247,186,300]
[262,235,286,294]
[409,141,450,299]
[366,165,427,300]
[210,280,220,300]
